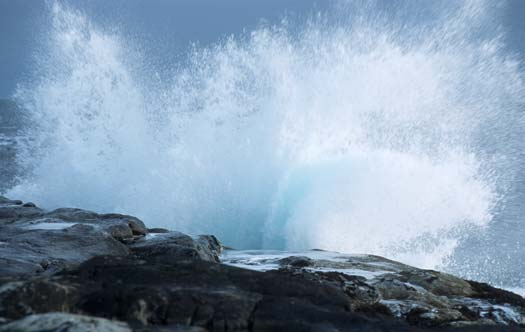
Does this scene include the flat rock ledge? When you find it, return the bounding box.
[0,197,523,332]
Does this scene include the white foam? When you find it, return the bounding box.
[221,249,395,279]
[7,1,525,281]
[144,233,165,240]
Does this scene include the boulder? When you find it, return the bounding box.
[0,279,77,320]
[35,208,148,241]
[130,232,222,263]
[0,197,44,225]
[0,198,221,277]
[0,224,130,276]
[278,256,314,268]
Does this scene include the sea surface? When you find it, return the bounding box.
[1,1,524,293]
[0,100,25,191]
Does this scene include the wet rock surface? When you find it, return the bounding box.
[223,251,525,330]
[0,312,132,332]
[0,197,524,331]
[0,197,222,278]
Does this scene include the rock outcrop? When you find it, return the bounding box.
[0,196,524,332]
[229,252,525,327]
[0,313,132,332]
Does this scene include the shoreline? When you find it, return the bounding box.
[0,195,524,331]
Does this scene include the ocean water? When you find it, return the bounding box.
[0,99,25,189]
[2,1,525,291]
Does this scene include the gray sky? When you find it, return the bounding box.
[0,0,321,99]
[0,0,523,99]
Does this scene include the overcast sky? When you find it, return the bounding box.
[0,0,523,99]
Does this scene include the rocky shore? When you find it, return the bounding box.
[0,196,524,331]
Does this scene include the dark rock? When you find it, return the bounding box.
[0,199,152,276]
[0,196,524,331]
[0,199,44,225]
[0,312,131,332]
[0,279,78,319]
[44,208,148,240]
[0,199,221,279]
[396,269,473,297]
[0,197,22,205]
[147,228,170,234]
[278,256,314,268]
[467,280,525,307]
[130,232,222,263]
[0,255,421,332]
[274,268,382,312]
[132,325,207,332]
[0,224,130,276]
[222,251,525,328]
[196,235,223,262]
